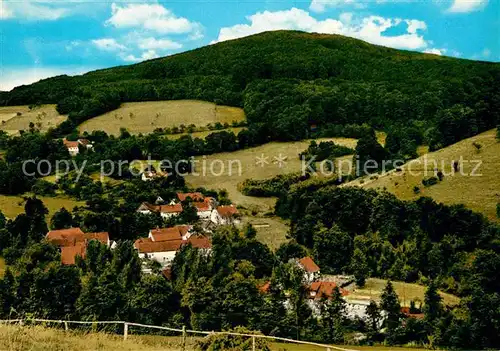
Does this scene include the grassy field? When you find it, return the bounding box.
[243,215,291,250]
[185,137,358,213]
[185,137,357,248]
[78,100,246,136]
[345,278,460,307]
[0,324,433,351]
[345,129,500,221]
[0,257,6,278]
[0,194,84,220]
[0,105,67,134]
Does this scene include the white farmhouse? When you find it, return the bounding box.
[211,205,240,225]
[63,139,80,156]
[297,256,321,283]
[136,202,183,219]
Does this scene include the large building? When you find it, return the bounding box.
[46,228,111,265]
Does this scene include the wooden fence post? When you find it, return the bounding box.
[252,335,256,351]
[64,321,68,331]
[123,322,128,341]
[181,325,186,351]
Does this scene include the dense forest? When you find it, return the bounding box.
[1,31,499,153]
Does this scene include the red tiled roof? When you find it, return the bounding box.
[63,139,79,148]
[193,201,211,212]
[186,236,211,249]
[177,192,204,202]
[259,281,271,293]
[61,242,86,265]
[46,228,85,246]
[216,205,239,217]
[135,239,183,253]
[85,232,109,246]
[150,226,188,242]
[401,307,425,320]
[298,257,320,273]
[159,203,183,213]
[309,281,348,299]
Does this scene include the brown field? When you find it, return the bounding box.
[0,324,433,351]
[0,105,67,134]
[0,194,84,220]
[345,278,460,307]
[345,129,500,221]
[78,100,246,136]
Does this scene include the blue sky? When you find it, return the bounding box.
[0,0,498,90]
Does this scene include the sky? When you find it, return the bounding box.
[0,0,498,91]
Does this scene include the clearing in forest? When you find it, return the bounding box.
[78,100,245,136]
[0,105,66,134]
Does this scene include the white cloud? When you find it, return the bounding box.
[0,0,14,19]
[106,3,202,36]
[405,19,426,34]
[310,0,358,13]
[0,0,89,20]
[448,0,488,12]
[92,38,127,52]
[137,37,182,51]
[121,50,159,63]
[0,66,92,91]
[482,48,491,57]
[215,8,429,51]
[424,48,447,55]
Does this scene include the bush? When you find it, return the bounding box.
[422,177,438,187]
[497,203,500,218]
[197,327,270,351]
[31,179,57,196]
[413,186,420,194]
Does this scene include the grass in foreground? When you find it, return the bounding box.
[0,105,67,135]
[0,194,84,220]
[346,129,500,221]
[78,100,246,136]
[0,324,433,351]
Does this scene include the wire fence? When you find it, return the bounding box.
[0,318,359,351]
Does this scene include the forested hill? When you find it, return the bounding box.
[2,30,500,148]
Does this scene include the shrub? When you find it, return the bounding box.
[437,171,444,181]
[422,177,438,187]
[413,186,421,194]
[497,203,500,218]
[31,179,57,196]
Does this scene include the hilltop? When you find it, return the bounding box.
[1,30,498,150]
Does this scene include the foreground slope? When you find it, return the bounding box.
[345,129,499,221]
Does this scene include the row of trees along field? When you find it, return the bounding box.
[0,195,498,348]
[1,31,499,155]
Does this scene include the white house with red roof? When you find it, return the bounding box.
[136,202,183,219]
[297,256,321,283]
[46,228,111,265]
[211,205,240,225]
[134,233,211,269]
